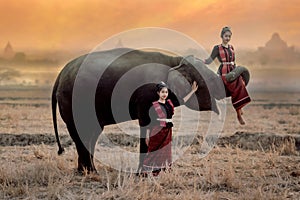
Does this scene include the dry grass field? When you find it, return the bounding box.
[0,88,299,199]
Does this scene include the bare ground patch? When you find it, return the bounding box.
[1,131,299,156]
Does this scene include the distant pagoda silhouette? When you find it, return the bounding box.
[3,41,15,60]
[259,33,294,52]
[256,32,298,65]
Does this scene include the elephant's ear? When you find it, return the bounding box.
[167,62,191,100]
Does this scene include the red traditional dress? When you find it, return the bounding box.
[142,99,174,174]
[204,44,251,110]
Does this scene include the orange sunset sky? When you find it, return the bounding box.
[1,0,300,52]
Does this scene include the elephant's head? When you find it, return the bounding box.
[167,55,226,113]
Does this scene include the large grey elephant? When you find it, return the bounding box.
[52,48,226,173]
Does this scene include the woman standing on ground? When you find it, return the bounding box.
[141,81,198,176]
[203,26,251,125]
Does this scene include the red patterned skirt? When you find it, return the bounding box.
[222,65,251,110]
[142,126,172,172]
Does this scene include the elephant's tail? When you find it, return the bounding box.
[52,74,64,155]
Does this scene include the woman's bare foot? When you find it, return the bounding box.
[237,109,245,125]
[237,115,245,125]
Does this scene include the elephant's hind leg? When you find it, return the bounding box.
[66,123,97,173]
[88,130,102,173]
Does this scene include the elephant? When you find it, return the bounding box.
[52,47,226,173]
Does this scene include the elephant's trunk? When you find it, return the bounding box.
[225,66,250,86]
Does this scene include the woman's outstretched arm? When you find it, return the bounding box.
[203,45,218,64]
[183,81,198,103]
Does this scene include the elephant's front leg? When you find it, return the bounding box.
[137,126,148,173]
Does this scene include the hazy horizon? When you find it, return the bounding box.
[1,31,300,55]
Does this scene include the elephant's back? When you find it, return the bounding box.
[58,47,179,80]
[56,48,179,99]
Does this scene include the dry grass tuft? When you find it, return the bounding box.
[1,142,300,199]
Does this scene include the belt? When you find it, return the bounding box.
[222,61,235,65]
[157,118,173,123]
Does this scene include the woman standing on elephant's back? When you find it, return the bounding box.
[203,26,251,125]
[141,81,198,177]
